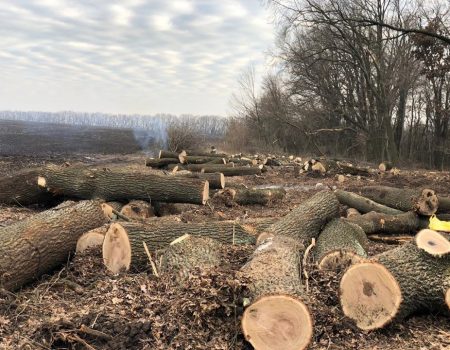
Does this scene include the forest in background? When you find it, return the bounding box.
[228,0,450,170]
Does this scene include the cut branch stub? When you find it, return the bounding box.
[415,229,450,257]
[340,241,450,330]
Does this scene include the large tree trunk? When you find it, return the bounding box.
[0,168,52,206]
[0,200,108,291]
[214,188,285,206]
[335,189,403,215]
[179,155,226,164]
[268,190,340,244]
[314,219,368,271]
[202,166,262,176]
[76,224,109,254]
[102,220,256,273]
[160,235,221,281]
[145,158,180,168]
[169,163,235,172]
[360,186,439,215]
[340,230,450,330]
[345,211,429,235]
[159,150,182,159]
[171,171,225,189]
[240,235,313,350]
[38,165,209,205]
[438,196,450,213]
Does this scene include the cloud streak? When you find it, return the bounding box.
[0,0,274,115]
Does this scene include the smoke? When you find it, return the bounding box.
[132,126,168,155]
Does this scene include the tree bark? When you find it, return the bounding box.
[438,196,450,213]
[0,200,108,291]
[360,186,439,215]
[145,158,179,168]
[314,219,368,271]
[201,166,262,176]
[240,234,313,350]
[214,188,285,206]
[38,164,209,205]
[158,150,181,159]
[160,235,221,281]
[345,211,429,234]
[335,189,403,215]
[340,240,450,330]
[171,171,225,189]
[0,168,52,206]
[179,155,226,165]
[102,220,256,273]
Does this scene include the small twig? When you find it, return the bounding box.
[302,238,316,293]
[111,209,131,222]
[79,324,113,341]
[232,222,236,245]
[143,242,159,277]
[67,334,97,350]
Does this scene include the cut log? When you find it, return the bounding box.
[0,200,108,291]
[346,208,361,218]
[243,217,278,233]
[171,171,225,189]
[240,235,313,350]
[214,188,286,206]
[152,202,194,216]
[264,158,282,166]
[415,229,450,257]
[159,150,181,159]
[345,211,429,235]
[360,186,439,215]
[173,163,234,172]
[160,235,221,281]
[337,162,372,176]
[0,168,52,205]
[438,196,450,213]
[268,190,340,244]
[179,155,226,165]
[340,239,450,330]
[314,219,368,271]
[335,189,403,215]
[103,220,256,273]
[76,225,109,253]
[368,234,413,244]
[228,157,257,166]
[202,166,261,176]
[378,162,393,172]
[38,164,209,205]
[120,200,154,219]
[145,158,179,168]
[184,151,228,158]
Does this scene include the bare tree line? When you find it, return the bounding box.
[229,0,450,169]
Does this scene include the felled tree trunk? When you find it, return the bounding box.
[145,158,179,168]
[345,211,429,235]
[0,168,52,205]
[438,196,450,213]
[240,235,313,350]
[179,155,226,164]
[159,150,182,159]
[335,189,403,215]
[228,157,257,166]
[171,171,225,189]
[314,219,368,271]
[202,166,261,176]
[102,220,256,273]
[360,186,439,215]
[378,162,393,171]
[38,165,209,205]
[120,200,154,219]
[340,231,450,330]
[0,200,108,291]
[214,188,286,206]
[268,190,340,244]
[183,163,234,172]
[76,224,109,254]
[184,151,228,158]
[160,235,221,281]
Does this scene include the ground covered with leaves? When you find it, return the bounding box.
[1,153,450,349]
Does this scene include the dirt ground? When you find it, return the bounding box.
[0,153,449,350]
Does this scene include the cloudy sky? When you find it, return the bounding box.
[0,0,275,116]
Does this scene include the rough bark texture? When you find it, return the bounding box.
[0,168,52,205]
[0,200,108,291]
[179,155,226,165]
[184,163,235,172]
[158,150,180,159]
[171,171,225,189]
[240,234,313,350]
[228,157,256,166]
[145,158,179,168]
[341,242,450,330]
[104,220,256,271]
[214,188,286,206]
[314,219,368,270]
[268,190,340,244]
[202,166,261,176]
[360,186,439,215]
[184,151,228,158]
[160,235,221,281]
[38,164,209,205]
[345,211,429,235]
[335,189,403,215]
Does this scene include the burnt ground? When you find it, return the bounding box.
[0,151,450,350]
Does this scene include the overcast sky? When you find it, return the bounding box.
[0,0,275,116]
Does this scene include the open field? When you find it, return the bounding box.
[0,140,449,349]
